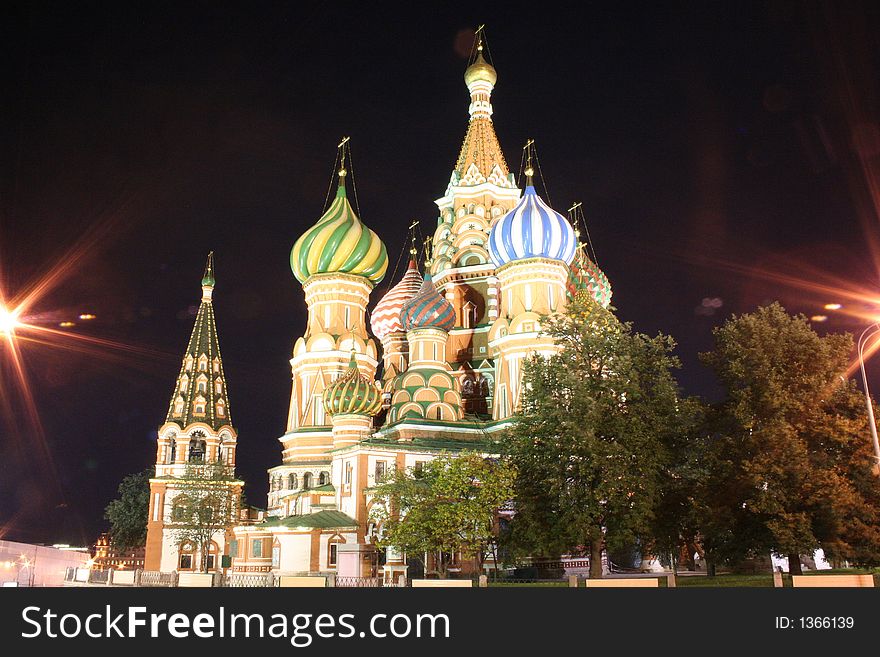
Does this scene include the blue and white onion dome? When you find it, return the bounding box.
[488,185,577,268]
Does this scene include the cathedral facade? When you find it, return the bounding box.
[144,36,612,579]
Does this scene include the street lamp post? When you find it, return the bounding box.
[856,323,880,474]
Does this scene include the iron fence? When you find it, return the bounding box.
[335,576,383,588]
[140,570,178,587]
[88,569,109,584]
[222,572,276,588]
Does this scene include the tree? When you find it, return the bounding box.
[370,451,515,579]
[501,297,683,578]
[169,461,240,572]
[104,468,152,551]
[698,303,880,574]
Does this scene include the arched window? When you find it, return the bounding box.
[173,396,184,416]
[197,376,208,393]
[212,358,220,373]
[172,502,187,522]
[193,396,206,416]
[318,471,329,486]
[188,433,206,462]
[168,438,177,464]
[178,542,194,570]
[185,355,194,371]
[303,473,313,490]
[198,355,208,371]
[288,473,297,489]
[179,375,189,392]
[215,378,223,394]
[216,400,226,418]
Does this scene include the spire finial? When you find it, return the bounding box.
[523,139,535,185]
[201,251,216,300]
[337,136,350,184]
[423,236,434,270]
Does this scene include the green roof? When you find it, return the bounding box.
[259,510,358,529]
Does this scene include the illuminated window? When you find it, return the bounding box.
[197,378,207,393]
[252,539,263,558]
[215,378,223,394]
[179,375,189,392]
[216,400,226,417]
[193,397,206,416]
[185,355,193,371]
[173,397,184,416]
[375,461,386,483]
[303,472,313,490]
[213,358,220,373]
[319,471,329,486]
[198,355,208,371]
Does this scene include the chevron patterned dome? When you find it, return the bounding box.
[322,353,383,417]
[488,185,576,268]
[370,259,423,340]
[291,183,388,284]
[401,273,455,333]
[567,248,612,308]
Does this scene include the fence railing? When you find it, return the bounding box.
[222,572,276,588]
[139,570,178,587]
[335,576,383,588]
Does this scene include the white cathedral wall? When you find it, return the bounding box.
[276,533,312,573]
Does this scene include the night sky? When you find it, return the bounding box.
[2,1,880,547]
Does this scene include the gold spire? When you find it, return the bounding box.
[453,28,510,186]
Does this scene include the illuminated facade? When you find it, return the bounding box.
[144,253,243,572]
[145,35,612,578]
[226,36,613,579]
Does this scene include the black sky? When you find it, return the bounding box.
[2,1,880,546]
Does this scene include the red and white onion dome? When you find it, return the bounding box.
[370,259,424,340]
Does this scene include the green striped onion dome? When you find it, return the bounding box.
[322,353,383,417]
[566,248,612,308]
[291,184,388,284]
[401,273,456,333]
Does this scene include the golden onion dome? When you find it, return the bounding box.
[322,353,383,417]
[464,51,497,88]
[290,181,388,285]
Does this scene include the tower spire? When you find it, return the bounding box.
[166,253,233,430]
[523,139,535,187]
[453,26,510,186]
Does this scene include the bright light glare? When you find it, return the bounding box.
[824,303,843,310]
[0,306,20,335]
[811,315,828,322]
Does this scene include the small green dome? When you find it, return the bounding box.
[291,184,388,285]
[322,353,383,417]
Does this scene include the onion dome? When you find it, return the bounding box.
[401,273,456,333]
[290,182,388,285]
[567,248,612,308]
[464,50,497,88]
[322,353,383,417]
[370,259,423,340]
[488,185,577,268]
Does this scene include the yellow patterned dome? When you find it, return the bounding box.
[291,183,388,284]
[322,353,383,417]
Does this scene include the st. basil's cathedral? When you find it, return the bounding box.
[144,34,613,579]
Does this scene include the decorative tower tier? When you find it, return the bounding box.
[145,253,242,572]
[387,274,463,424]
[488,163,577,420]
[370,257,423,384]
[281,151,387,473]
[429,32,520,418]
